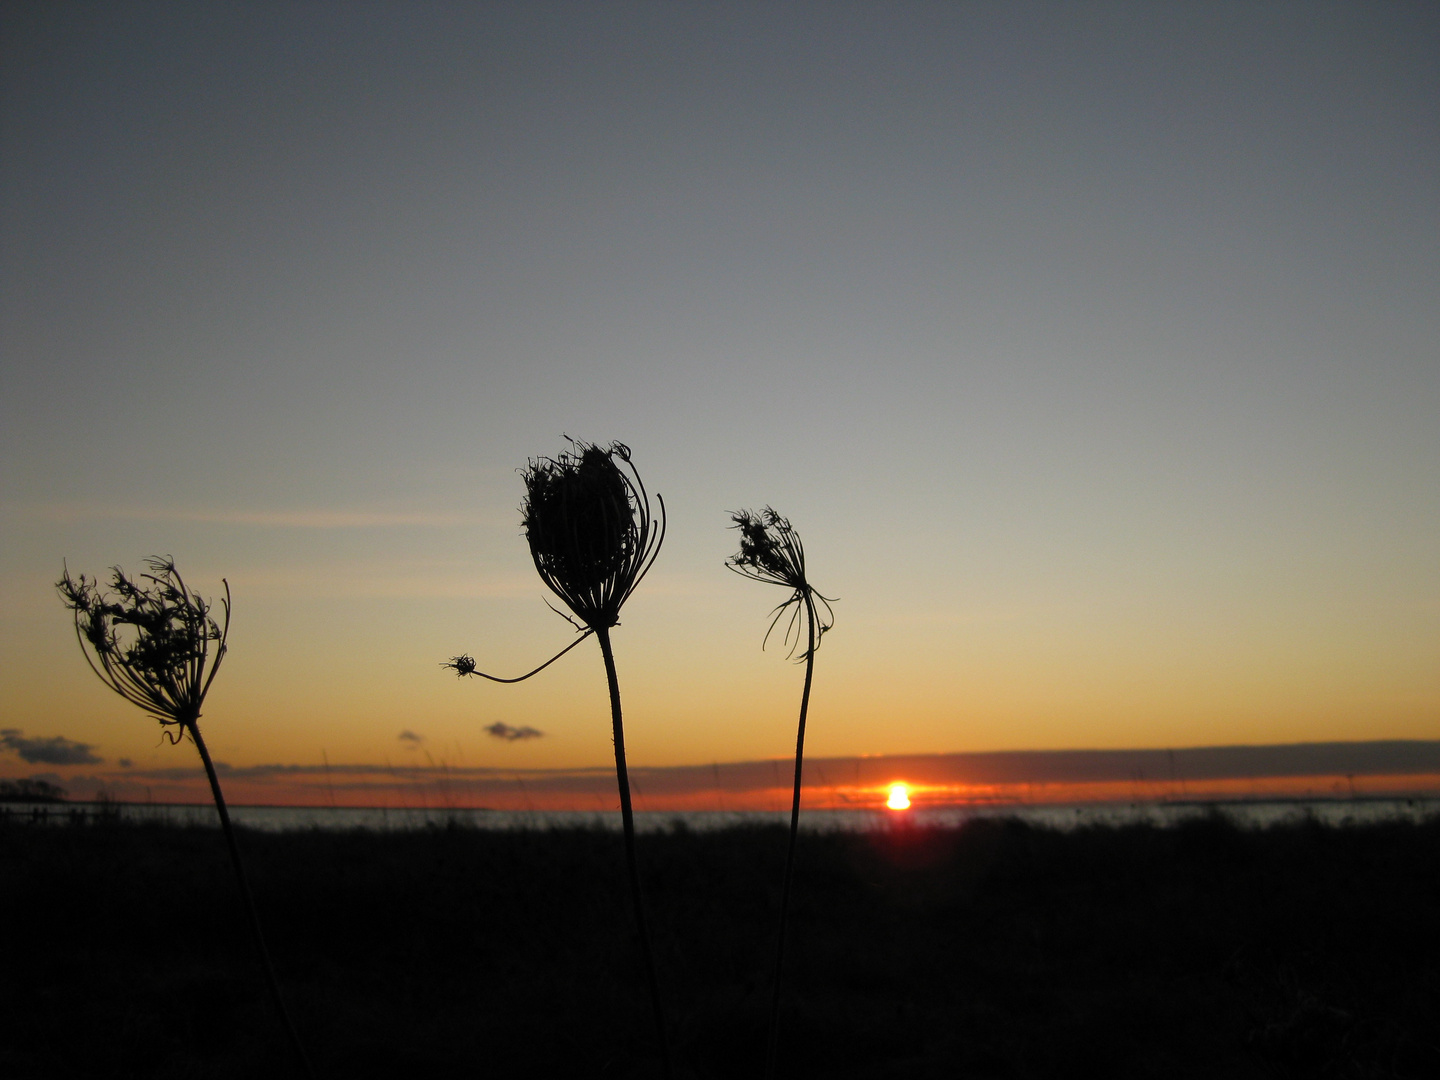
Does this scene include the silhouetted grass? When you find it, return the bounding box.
[3,812,1437,1079]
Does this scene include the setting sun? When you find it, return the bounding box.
[886,783,911,810]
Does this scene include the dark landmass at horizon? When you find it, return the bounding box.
[45,739,1440,786]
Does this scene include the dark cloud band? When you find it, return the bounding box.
[486,723,544,742]
[1,729,103,766]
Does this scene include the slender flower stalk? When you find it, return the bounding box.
[445,440,670,1078]
[727,508,836,1080]
[57,558,313,1079]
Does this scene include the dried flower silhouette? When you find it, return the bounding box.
[444,440,671,1077]
[56,558,313,1077]
[727,507,836,1078]
[58,557,229,738]
[521,439,664,629]
[728,507,835,660]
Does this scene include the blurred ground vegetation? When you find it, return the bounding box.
[2,812,1436,1078]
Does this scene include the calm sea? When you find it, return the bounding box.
[5,797,1438,833]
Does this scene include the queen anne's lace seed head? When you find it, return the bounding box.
[522,440,665,631]
[727,508,835,660]
[56,557,230,740]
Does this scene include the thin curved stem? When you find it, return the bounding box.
[189,721,315,1078]
[453,629,593,682]
[595,626,672,1080]
[766,589,817,1080]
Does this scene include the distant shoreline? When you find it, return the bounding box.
[7,793,1438,836]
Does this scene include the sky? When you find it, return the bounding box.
[2,2,1437,805]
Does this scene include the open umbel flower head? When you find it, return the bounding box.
[727,507,835,659]
[56,556,230,739]
[522,440,665,631]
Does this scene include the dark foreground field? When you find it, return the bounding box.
[3,812,1437,1079]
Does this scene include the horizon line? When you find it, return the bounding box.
[11,739,1440,811]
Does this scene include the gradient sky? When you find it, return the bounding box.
[2,2,1436,793]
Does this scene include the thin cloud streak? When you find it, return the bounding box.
[18,504,490,529]
[218,563,538,601]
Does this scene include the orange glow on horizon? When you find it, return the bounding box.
[13,766,1440,812]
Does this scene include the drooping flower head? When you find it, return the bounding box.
[522,440,665,631]
[56,556,229,740]
[727,507,835,659]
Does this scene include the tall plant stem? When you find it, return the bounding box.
[189,720,315,1079]
[595,626,673,1080]
[766,590,818,1080]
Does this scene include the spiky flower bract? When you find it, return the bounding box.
[522,440,665,631]
[55,558,312,1077]
[727,507,835,660]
